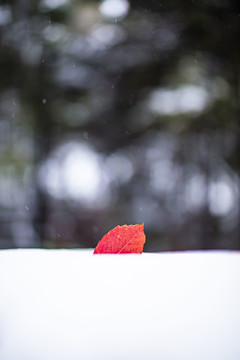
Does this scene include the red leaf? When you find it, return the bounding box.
[93,224,146,254]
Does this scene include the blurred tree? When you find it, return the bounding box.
[0,0,239,250]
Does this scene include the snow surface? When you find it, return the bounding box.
[0,249,239,360]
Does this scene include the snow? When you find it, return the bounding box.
[0,249,239,360]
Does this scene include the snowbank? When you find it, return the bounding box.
[0,249,239,360]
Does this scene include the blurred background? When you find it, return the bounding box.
[0,0,239,251]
